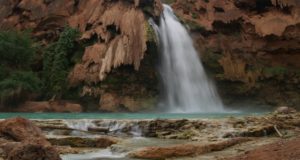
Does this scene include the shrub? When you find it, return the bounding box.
[0,30,41,106]
[0,65,8,80]
[264,66,288,76]
[0,71,41,106]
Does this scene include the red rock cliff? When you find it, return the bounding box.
[1,0,162,83]
[0,0,162,112]
[172,0,300,107]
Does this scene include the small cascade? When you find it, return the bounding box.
[64,120,143,137]
[64,119,95,131]
[130,124,143,137]
[150,4,224,113]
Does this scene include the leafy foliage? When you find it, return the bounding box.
[8,71,41,91]
[0,65,8,80]
[0,31,35,69]
[264,66,288,76]
[0,30,41,106]
[0,72,41,104]
[0,27,82,106]
[43,27,80,97]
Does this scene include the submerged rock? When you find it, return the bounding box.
[48,136,119,148]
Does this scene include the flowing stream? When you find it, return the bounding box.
[151,4,224,113]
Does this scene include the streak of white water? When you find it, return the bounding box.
[64,120,143,136]
[64,119,95,131]
[61,149,126,160]
[151,4,224,113]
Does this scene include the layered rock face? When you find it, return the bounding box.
[172,0,300,108]
[11,101,83,113]
[0,0,162,112]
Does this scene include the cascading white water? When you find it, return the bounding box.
[152,4,224,113]
[64,119,143,136]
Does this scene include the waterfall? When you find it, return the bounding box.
[151,4,224,113]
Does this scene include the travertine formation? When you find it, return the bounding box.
[0,0,162,112]
[172,0,300,107]
[1,0,299,109]
[173,0,300,36]
[68,1,157,85]
[0,0,162,85]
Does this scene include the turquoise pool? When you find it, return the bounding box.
[0,112,268,119]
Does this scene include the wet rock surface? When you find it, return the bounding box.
[7,144,61,160]
[129,138,250,159]
[0,110,299,159]
[0,117,51,146]
[48,136,118,148]
[26,110,298,159]
[32,110,300,141]
[0,117,61,160]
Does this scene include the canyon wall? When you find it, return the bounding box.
[172,0,300,108]
[0,0,162,112]
[1,0,299,111]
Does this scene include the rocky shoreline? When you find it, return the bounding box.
[0,108,299,160]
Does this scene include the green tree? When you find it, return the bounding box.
[0,30,41,106]
[0,31,35,69]
[43,27,80,98]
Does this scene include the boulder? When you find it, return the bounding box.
[99,93,149,112]
[0,117,50,146]
[99,93,121,112]
[0,117,61,160]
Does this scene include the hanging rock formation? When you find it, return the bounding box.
[68,0,162,84]
[0,0,162,84]
[171,0,300,108]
